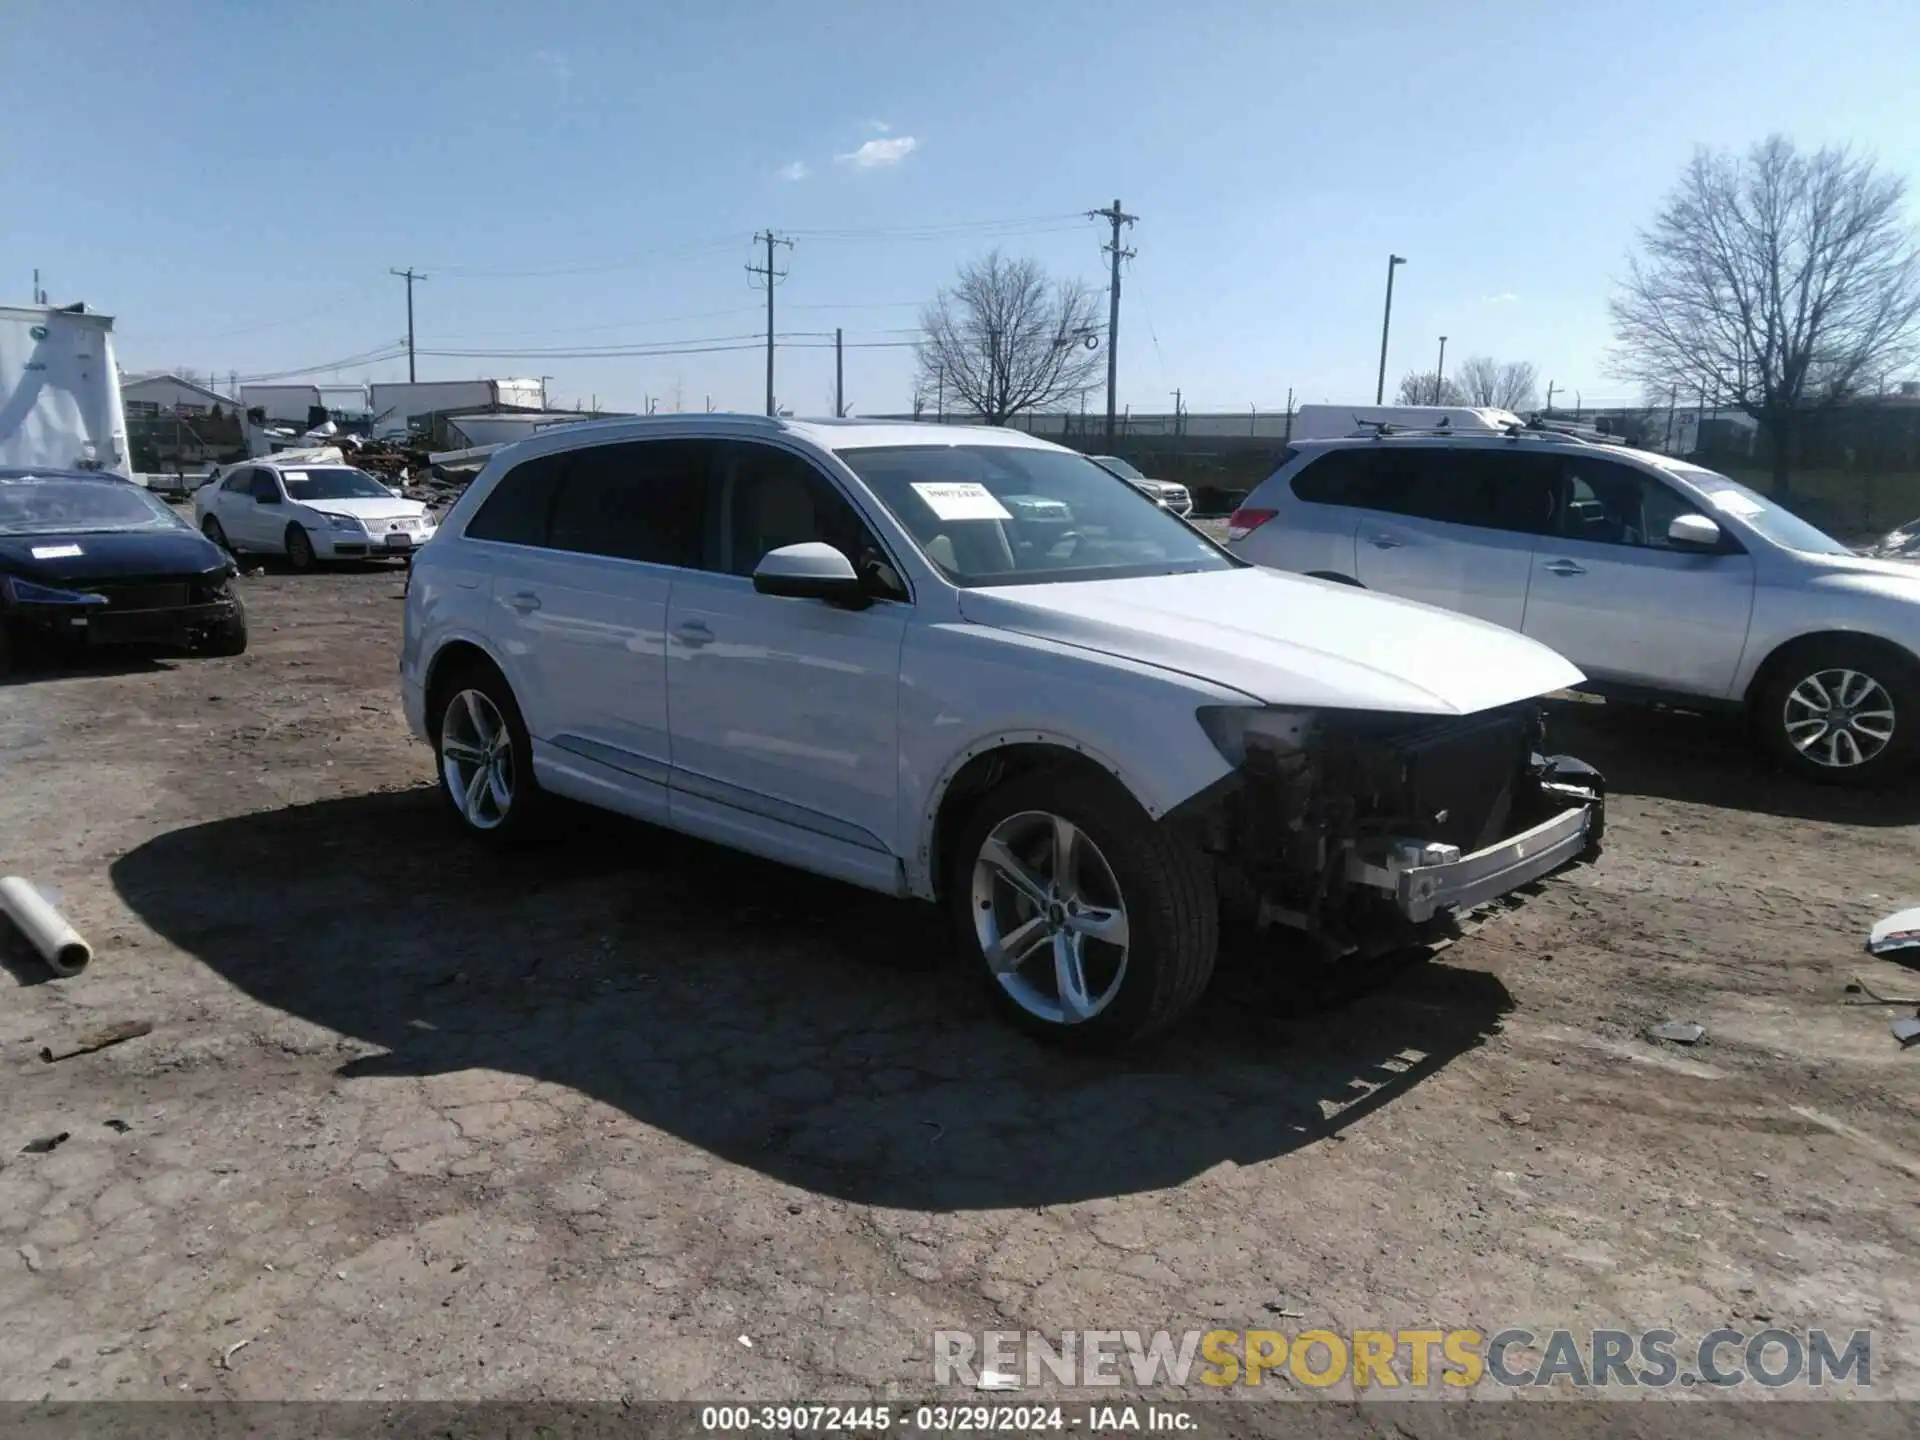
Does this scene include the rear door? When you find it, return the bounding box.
[1521,455,1756,697]
[1350,447,1554,629]
[482,440,711,821]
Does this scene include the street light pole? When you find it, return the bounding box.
[1434,336,1448,404]
[1375,254,1406,405]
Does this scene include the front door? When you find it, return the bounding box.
[665,440,910,891]
[1522,456,1756,698]
[238,468,286,548]
[1350,447,1553,630]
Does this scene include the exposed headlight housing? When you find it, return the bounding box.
[1,575,110,607]
[1196,706,1314,766]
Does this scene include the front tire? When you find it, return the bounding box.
[432,665,543,846]
[200,604,248,657]
[285,524,317,571]
[202,515,233,553]
[1754,637,1920,786]
[946,769,1217,1047]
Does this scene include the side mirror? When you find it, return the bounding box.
[752,542,867,607]
[1668,513,1722,550]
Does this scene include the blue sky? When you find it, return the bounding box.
[7,0,1918,416]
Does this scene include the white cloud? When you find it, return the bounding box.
[836,136,917,168]
[1482,291,1519,304]
[778,160,810,182]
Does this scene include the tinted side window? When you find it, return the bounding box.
[1555,458,1703,550]
[464,452,566,546]
[547,440,711,566]
[248,472,280,502]
[718,442,908,602]
[1367,449,1556,533]
[222,470,253,495]
[1290,449,1387,507]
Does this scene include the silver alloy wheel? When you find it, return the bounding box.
[971,809,1131,1026]
[440,689,514,830]
[1782,667,1896,769]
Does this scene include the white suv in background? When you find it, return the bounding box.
[1228,430,1920,784]
[1090,455,1193,517]
[401,416,1602,1045]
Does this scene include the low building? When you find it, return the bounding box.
[121,372,230,418]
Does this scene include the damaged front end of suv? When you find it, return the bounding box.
[1170,700,1604,960]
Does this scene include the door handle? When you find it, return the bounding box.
[1542,559,1587,577]
[505,590,542,614]
[1367,534,1404,550]
[674,620,713,648]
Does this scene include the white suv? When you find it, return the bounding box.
[400,417,1603,1044]
[1229,429,1920,785]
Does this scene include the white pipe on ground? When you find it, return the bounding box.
[0,876,91,976]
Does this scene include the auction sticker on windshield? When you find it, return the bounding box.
[30,544,84,559]
[912,482,1012,522]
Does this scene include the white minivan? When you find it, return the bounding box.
[401,416,1603,1044]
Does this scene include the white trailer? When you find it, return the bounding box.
[368,379,549,439]
[0,304,131,475]
[238,384,326,425]
[1289,404,1525,441]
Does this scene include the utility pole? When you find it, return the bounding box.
[1433,336,1448,404]
[1664,383,1679,452]
[390,268,426,382]
[747,230,793,417]
[1170,387,1181,434]
[1088,199,1137,439]
[1375,255,1406,404]
[1285,386,1294,443]
[1545,380,1556,414]
[835,328,845,417]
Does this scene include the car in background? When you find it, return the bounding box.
[1089,455,1193,517]
[0,466,245,673]
[1866,517,1920,561]
[401,416,1602,1047]
[194,459,437,569]
[1227,429,1920,785]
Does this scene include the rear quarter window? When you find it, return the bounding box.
[1289,449,1386,507]
[464,452,566,546]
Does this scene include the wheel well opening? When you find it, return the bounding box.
[423,642,503,741]
[929,743,1125,896]
[1744,631,1920,708]
[1306,571,1362,586]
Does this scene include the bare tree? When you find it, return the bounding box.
[1396,370,1465,406]
[1454,356,1541,411]
[917,250,1103,424]
[1610,136,1920,493]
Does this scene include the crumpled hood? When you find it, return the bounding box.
[295,496,430,522]
[0,527,228,583]
[958,567,1585,715]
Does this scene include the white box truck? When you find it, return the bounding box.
[368,379,549,440]
[0,304,131,475]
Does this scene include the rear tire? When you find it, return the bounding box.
[285,524,316,571]
[1752,637,1920,786]
[946,768,1217,1048]
[431,662,544,847]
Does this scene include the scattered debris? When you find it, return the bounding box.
[19,1133,69,1154]
[1499,1108,1533,1127]
[1894,1018,1920,1048]
[737,1336,753,1349]
[18,1244,44,1273]
[921,1120,946,1142]
[0,875,92,976]
[977,1370,1020,1391]
[103,1119,131,1133]
[1845,978,1920,1006]
[1646,1020,1706,1045]
[39,1019,153,1063]
[218,1338,252,1370]
[1867,906,1920,956]
[1262,1303,1305,1318]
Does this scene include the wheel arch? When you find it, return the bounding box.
[422,638,513,742]
[1306,570,1363,586]
[913,735,1164,902]
[1741,628,1920,709]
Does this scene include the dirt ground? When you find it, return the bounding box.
[2,556,1919,1413]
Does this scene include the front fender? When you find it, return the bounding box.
[897,622,1250,898]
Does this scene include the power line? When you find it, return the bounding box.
[747,230,794,416]
[234,342,410,384]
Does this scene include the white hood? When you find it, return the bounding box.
[958,567,1585,715]
[298,495,429,522]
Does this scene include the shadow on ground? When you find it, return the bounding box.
[1545,696,1920,826]
[110,787,1510,1210]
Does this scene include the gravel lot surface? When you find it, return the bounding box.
[2,557,1918,1413]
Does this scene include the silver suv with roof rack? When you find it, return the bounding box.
[1227,423,1920,785]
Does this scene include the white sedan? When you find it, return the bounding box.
[194,460,437,568]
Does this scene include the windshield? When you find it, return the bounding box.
[1669,466,1855,556]
[1091,455,1146,481]
[279,467,394,502]
[0,477,185,536]
[839,444,1237,587]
